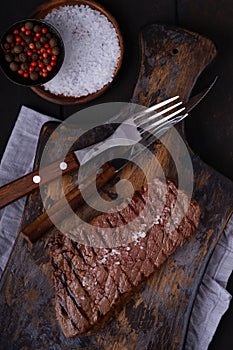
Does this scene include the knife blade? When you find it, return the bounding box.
[0,80,216,211]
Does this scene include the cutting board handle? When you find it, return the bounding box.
[132,24,216,111]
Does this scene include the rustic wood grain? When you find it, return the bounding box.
[0,24,233,350]
[31,0,124,105]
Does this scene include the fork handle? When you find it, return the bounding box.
[0,152,79,210]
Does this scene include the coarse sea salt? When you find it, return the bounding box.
[43,5,121,97]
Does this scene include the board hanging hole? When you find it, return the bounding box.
[172,48,179,55]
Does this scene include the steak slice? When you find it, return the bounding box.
[49,178,201,338]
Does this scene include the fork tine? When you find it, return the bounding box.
[133,95,180,121]
[138,113,188,154]
[149,113,188,136]
[139,107,186,133]
[137,101,183,129]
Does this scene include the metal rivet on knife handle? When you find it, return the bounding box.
[33,175,41,184]
[60,162,68,170]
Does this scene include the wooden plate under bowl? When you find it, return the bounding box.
[31,0,124,105]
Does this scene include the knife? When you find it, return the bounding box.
[0,79,216,212]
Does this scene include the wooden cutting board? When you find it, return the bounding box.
[0,24,233,350]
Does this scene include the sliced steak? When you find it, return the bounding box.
[49,178,201,338]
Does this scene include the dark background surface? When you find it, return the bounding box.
[0,0,232,349]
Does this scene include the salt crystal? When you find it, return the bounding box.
[110,249,120,255]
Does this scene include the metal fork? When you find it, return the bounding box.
[75,96,187,165]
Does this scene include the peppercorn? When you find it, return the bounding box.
[19,53,27,62]
[46,32,52,39]
[21,63,29,72]
[15,36,21,43]
[5,54,13,63]
[30,72,39,81]
[14,56,20,62]
[49,38,57,48]
[43,58,50,65]
[24,46,29,53]
[19,32,27,40]
[33,25,41,33]
[25,22,33,30]
[6,34,14,43]
[23,72,29,78]
[52,47,60,55]
[25,36,32,44]
[4,43,10,50]
[35,41,42,50]
[13,45,23,54]
[31,52,38,61]
[9,62,19,71]
[40,36,47,44]
[18,69,24,75]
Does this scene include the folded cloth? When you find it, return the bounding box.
[185,216,233,349]
[0,106,232,349]
[0,106,57,275]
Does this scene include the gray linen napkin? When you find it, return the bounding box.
[0,106,57,275]
[0,106,232,349]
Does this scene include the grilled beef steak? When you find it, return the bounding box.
[49,178,200,338]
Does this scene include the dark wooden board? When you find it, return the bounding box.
[0,24,233,350]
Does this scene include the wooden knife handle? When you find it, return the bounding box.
[21,162,116,243]
[0,152,78,210]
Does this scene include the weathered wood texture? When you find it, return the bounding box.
[0,24,232,350]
